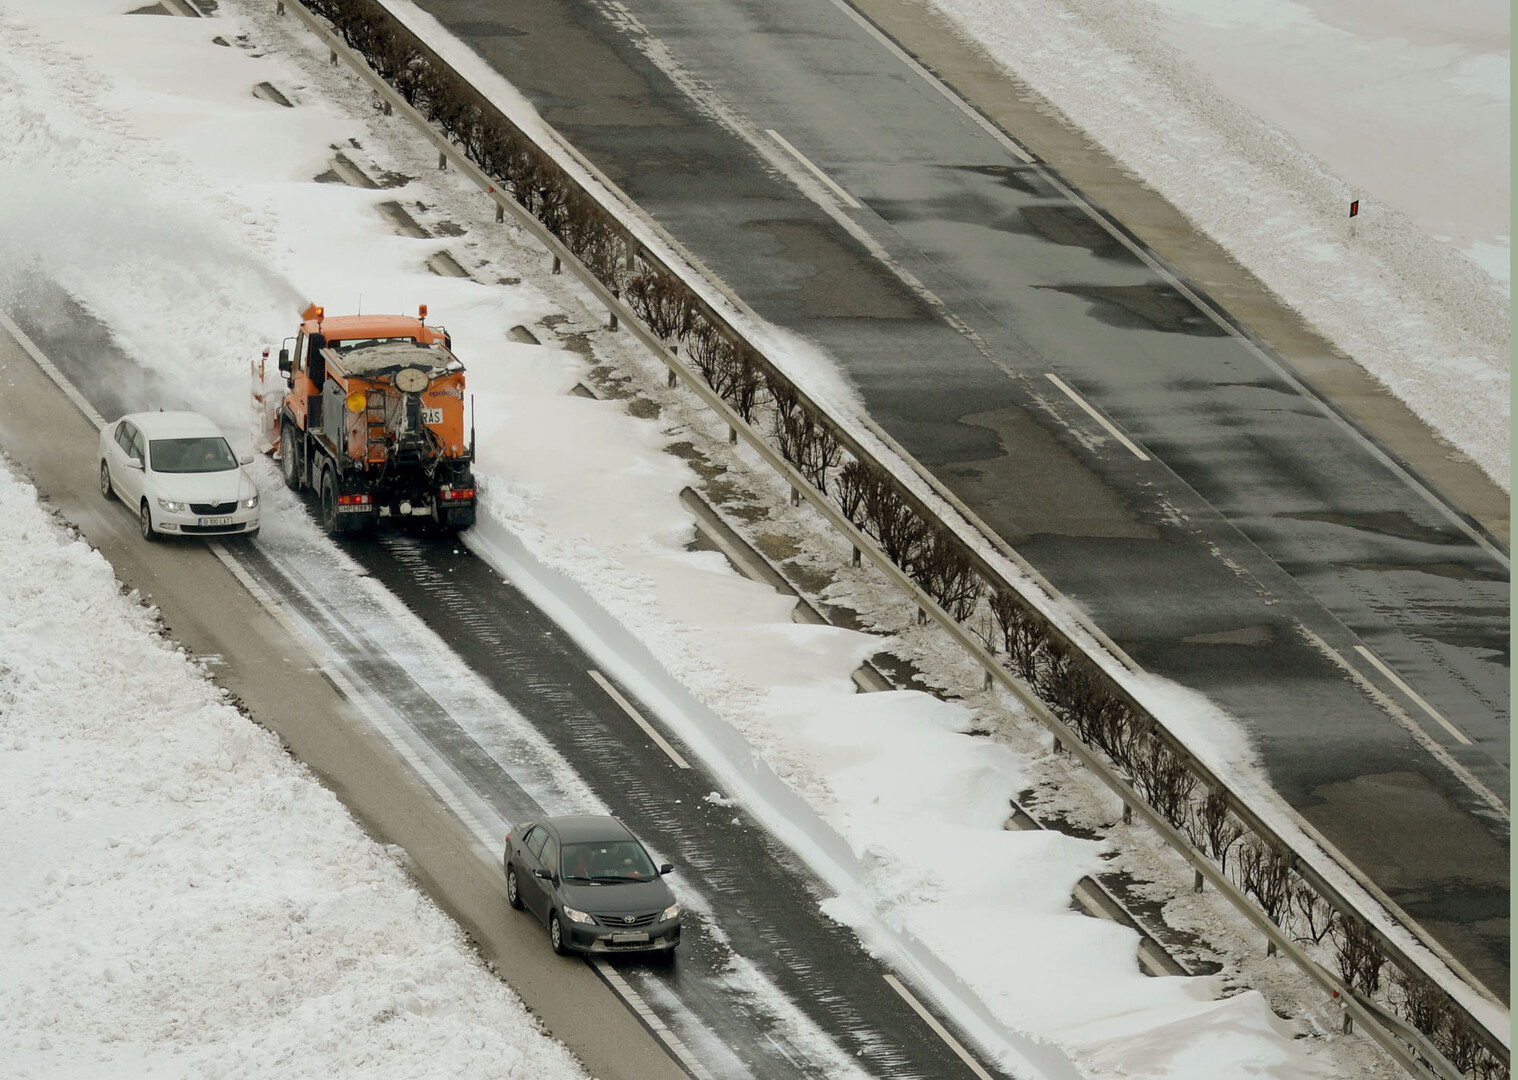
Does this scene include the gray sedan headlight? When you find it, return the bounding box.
[157,497,188,513]
[242,493,259,509]
[562,905,594,925]
[661,903,681,922]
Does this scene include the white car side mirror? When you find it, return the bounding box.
[126,457,143,470]
[239,454,254,466]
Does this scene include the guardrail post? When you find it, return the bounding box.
[1122,803,1132,825]
[495,202,503,222]
[438,150,447,171]
[983,669,994,690]
[329,49,338,65]
[1052,735,1062,754]
[790,486,801,507]
[1194,869,1204,893]
[850,546,860,567]
[667,345,678,388]
[275,0,284,13]
[551,254,561,275]
[729,425,738,444]
[608,290,619,331]
[1267,940,1278,957]
[916,607,927,625]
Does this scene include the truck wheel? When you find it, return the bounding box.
[280,423,302,491]
[318,467,341,536]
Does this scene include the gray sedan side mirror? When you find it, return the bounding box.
[534,868,553,881]
[659,863,674,875]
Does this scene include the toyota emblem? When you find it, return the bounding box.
[624,915,636,924]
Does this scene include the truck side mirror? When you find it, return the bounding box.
[277,348,291,375]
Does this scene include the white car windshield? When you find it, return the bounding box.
[149,437,237,474]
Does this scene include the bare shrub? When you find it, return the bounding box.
[1289,878,1334,945]
[1130,732,1195,829]
[908,527,983,621]
[725,345,765,424]
[624,269,697,342]
[1187,790,1243,873]
[1235,838,1293,926]
[987,588,1046,682]
[1332,915,1386,996]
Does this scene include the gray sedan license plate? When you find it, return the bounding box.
[611,932,649,945]
[198,516,233,527]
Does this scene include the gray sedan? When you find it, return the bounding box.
[505,815,681,958]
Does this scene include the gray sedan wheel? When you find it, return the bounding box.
[549,911,569,956]
[506,865,524,911]
[99,460,113,501]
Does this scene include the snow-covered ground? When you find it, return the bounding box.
[0,1,1502,1078]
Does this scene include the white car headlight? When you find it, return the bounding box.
[157,497,188,513]
[242,494,259,509]
[562,905,594,925]
[661,903,681,922]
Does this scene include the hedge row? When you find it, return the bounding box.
[301,4,1503,1074]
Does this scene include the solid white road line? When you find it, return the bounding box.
[0,310,107,430]
[1352,645,1472,746]
[208,542,500,847]
[1044,372,1150,461]
[591,959,716,1080]
[882,974,996,1080]
[766,129,862,209]
[588,669,691,768]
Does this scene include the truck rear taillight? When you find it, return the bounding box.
[440,487,474,501]
[337,493,372,506]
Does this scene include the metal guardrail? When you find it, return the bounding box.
[273,4,1506,1076]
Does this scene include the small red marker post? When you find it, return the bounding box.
[1348,196,1361,238]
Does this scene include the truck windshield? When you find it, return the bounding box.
[150,437,238,474]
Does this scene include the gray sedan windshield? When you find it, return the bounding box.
[561,841,657,882]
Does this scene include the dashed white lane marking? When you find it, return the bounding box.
[0,310,107,430]
[766,129,862,209]
[1353,645,1472,746]
[591,958,715,1080]
[1301,627,1504,818]
[208,542,498,845]
[882,974,996,1080]
[1045,373,1150,461]
[588,669,691,769]
[5,315,715,1078]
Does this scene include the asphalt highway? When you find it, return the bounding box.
[408,0,1510,1000]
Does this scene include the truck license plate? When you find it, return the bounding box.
[337,504,370,514]
[610,932,649,945]
[198,516,233,527]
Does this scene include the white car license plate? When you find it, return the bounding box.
[610,932,649,945]
[198,516,233,527]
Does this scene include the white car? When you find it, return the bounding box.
[99,411,260,542]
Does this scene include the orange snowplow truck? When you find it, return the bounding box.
[271,303,475,534]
